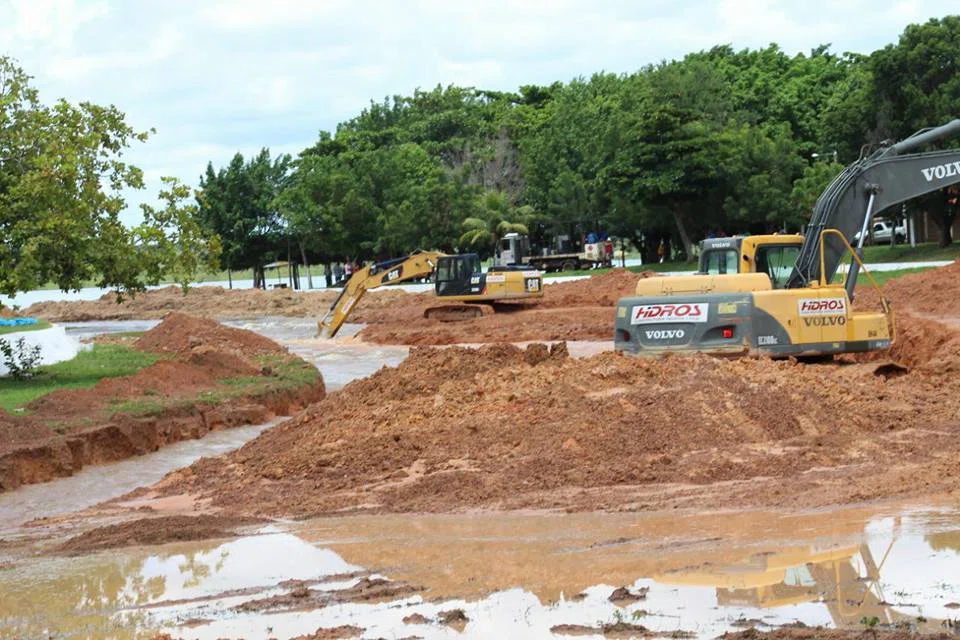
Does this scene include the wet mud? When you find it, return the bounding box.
[4,507,960,639]
[56,514,266,555]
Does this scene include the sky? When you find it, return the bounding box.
[0,0,957,225]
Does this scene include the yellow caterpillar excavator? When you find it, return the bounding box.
[615,118,960,358]
[318,251,543,337]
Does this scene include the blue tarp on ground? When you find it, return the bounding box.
[0,317,38,327]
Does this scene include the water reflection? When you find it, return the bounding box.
[2,508,959,639]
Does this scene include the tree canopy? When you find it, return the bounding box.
[197,14,960,264]
[0,57,220,297]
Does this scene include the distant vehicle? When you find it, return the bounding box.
[854,220,906,244]
[495,232,613,272]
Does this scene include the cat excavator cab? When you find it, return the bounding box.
[318,251,542,338]
[615,117,960,358]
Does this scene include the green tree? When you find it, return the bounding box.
[457,190,528,256]
[723,124,807,232]
[0,57,217,298]
[870,15,960,245]
[198,149,290,286]
[788,160,845,224]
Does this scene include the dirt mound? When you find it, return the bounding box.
[852,311,960,373]
[56,515,264,554]
[135,312,286,356]
[25,284,416,323]
[25,285,338,322]
[153,316,960,517]
[358,306,615,345]
[25,360,220,415]
[538,269,649,308]
[855,260,960,318]
[879,259,960,316]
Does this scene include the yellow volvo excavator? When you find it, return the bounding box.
[615,118,960,357]
[318,251,543,337]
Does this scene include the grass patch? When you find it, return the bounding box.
[861,242,960,263]
[0,344,162,413]
[0,319,52,335]
[109,355,321,417]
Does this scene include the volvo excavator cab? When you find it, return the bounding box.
[698,235,803,289]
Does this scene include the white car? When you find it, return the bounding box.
[854,220,906,244]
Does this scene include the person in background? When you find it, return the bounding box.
[344,259,353,282]
[657,239,667,264]
[333,262,343,285]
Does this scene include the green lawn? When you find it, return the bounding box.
[861,242,960,263]
[0,344,162,413]
[0,319,51,335]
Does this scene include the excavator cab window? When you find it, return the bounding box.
[755,245,800,289]
[702,249,739,275]
[435,254,481,296]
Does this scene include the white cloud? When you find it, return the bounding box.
[1,0,957,226]
[199,0,345,30]
[0,0,108,51]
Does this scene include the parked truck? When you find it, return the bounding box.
[495,232,614,272]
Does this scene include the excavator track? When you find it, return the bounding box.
[423,303,494,322]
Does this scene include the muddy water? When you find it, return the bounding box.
[0,418,287,532]
[2,505,960,639]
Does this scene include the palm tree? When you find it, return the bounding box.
[457,190,530,255]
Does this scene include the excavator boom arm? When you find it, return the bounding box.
[788,118,960,290]
[319,251,445,337]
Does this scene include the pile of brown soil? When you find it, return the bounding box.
[56,514,264,554]
[854,260,960,318]
[133,312,287,356]
[25,284,411,323]
[0,313,325,492]
[152,311,960,517]
[878,260,960,316]
[25,286,334,322]
[537,269,650,308]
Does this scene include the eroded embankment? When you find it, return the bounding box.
[145,309,960,518]
[0,313,325,492]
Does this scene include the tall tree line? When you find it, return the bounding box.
[197,15,960,274]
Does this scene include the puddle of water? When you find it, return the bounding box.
[2,506,959,639]
[0,418,286,532]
